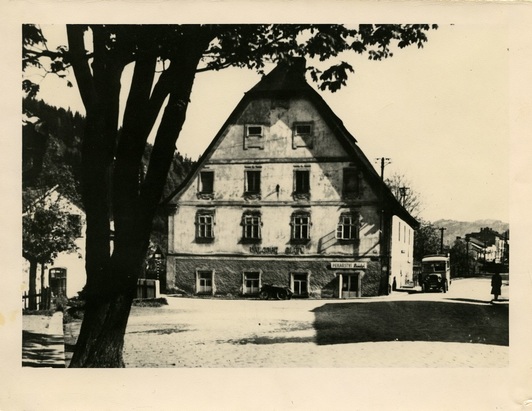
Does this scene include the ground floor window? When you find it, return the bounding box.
[196,270,214,294]
[291,272,309,297]
[243,271,261,295]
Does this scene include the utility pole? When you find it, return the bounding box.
[399,186,409,207]
[375,157,391,295]
[376,157,392,180]
[438,227,446,254]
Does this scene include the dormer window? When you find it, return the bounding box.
[244,125,265,149]
[292,122,313,148]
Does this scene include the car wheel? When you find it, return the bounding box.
[259,290,269,300]
[277,290,288,300]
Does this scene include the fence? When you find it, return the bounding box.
[22,288,51,310]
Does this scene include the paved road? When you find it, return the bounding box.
[122,277,509,368]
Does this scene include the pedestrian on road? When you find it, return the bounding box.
[491,272,502,301]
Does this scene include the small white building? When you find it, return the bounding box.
[22,186,86,300]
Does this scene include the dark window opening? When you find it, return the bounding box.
[199,171,214,194]
[245,170,261,194]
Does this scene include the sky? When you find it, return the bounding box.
[32,23,510,224]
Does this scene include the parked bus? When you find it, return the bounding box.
[420,255,450,293]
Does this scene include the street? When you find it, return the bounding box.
[120,276,509,368]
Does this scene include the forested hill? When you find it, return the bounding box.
[23,98,197,246]
[433,219,509,245]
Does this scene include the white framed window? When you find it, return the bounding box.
[336,212,360,241]
[290,272,310,297]
[244,124,265,149]
[292,122,313,148]
[195,210,215,242]
[291,211,311,242]
[196,270,214,294]
[243,271,261,295]
[242,211,262,242]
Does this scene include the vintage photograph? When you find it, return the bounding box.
[21,23,510,370]
[6,2,530,406]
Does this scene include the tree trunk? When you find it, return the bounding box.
[28,259,37,310]
[68,25,214,367]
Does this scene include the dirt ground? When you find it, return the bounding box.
[117,277,508,368]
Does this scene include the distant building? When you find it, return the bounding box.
[164,59,418,298]
[466,227,506,263]
[22,186,86,301]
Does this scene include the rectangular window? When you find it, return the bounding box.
[196,211,215,241]
[291,213,310,241]
[242,213,261,241]
[343,168,359,197]
[199,171,214,194]
[243,272,260,295]
[336,213,359,241]
[292,273,309,297]
[244,125,264,149]
[292,122,313,148]
[245,170,261,194]
[197,271,213,294]
[294,169,310,194]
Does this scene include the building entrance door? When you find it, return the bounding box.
[339,272,360,298]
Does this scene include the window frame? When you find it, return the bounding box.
[290,271,310,297]
[292,122,314,149]
[293,169,310,196]
[244,169,261,196]
[195,209,215,243]
[244,124,265,150]
[290,211,311,243]
[196,269,215,295]
[198,170,214,195]
[241,210,262,243]
[242,271,262,295]
[336,212,360,242]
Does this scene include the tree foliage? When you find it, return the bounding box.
[384,172,422,218]
[414,220,441,261]
[23,201,81,265]
[23,23,437,367]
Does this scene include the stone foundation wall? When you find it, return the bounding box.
[167,256,382,298]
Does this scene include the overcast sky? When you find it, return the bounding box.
[34,24,509,224]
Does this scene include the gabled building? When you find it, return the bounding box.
[164,59,418,298]
[22,186,86,302]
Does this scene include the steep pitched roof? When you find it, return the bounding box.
[163,59,418,228]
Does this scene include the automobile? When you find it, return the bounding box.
[420,255,450,293]
[258,284,293,300]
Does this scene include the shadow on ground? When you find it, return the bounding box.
[311,300,508,346]
[22,330,65,368]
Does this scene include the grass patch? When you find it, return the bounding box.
[132,297,169,307]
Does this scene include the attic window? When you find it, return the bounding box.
[292,122,313,149]
[244,125,265,150]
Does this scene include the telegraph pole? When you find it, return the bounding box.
[376,157,392,180]
[375,157,391,295]
[399,186,409,207]
[439,227,447,254]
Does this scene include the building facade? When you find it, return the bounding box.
[165,60,417,298]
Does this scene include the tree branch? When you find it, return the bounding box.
[66,25,96,109]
